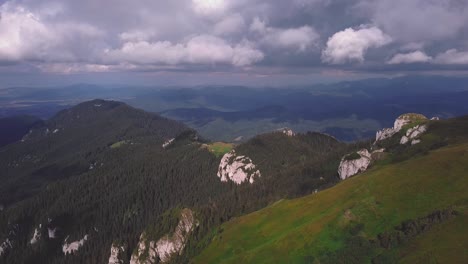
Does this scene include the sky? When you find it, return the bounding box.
[0,0,467,87]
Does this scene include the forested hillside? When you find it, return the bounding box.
[0,100,364,264]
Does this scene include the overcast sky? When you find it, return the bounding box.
[0,0,467,87]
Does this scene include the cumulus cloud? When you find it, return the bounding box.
[387,51,432,64]
[0,0,467,76]
[104,35,264,66]
[322,26,391,64]
[0,3,102,63]
[434,49,468,65]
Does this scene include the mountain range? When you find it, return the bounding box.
[0,99,467,263]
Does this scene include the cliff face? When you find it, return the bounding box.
[338,149,372,180]
[130,208,198,264]
[217,150,261,184]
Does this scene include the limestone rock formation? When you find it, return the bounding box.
[338,149,372,180]
[62,234,88,255]
[108,243,125,264]
[130,208,198,264]
[217,150,261,184]
[400,125,427,145]
[375,113,428,143]
[30,225,41,245]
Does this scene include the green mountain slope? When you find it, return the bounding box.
[195,118,468,264]
[0,100,362,264]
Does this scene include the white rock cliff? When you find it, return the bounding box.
[338,149,372,180]
[217,150,261,184]
[130,208,198,264]
[375,113,428,142]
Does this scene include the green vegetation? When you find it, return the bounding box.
[0,100,364,264]
[343,152,361,161]
[206,142,234,157]
[194,141,468,264]
[1,100,466,264]
[110,140,129,149]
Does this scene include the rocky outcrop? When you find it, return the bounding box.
[0,238,12,257]
[375,113,428,143]
[276,128,295,137]
[162,138,175,149]
[130,209,198,264]
[48,227,57,239]
[217,150,261,184]
[108,243,126,264]
[375,128,397,142]
[400,125,427,145]
[338,149,372,180]
[30,225,41,245]
[62,234,88,255]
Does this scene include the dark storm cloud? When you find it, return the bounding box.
[0,0,467,76]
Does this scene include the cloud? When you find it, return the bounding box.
[434,49,468,65]
[356,0,468,42]
[0,0,467,77]
[0,3,102,63]
[322,26,391,64]
[250,17,267,34]
[387,51,432,64]
[251,18,319,52]
[213,13,245,35]
[192,0,229,17]
[264,26,319,52]
[104,35,264,66]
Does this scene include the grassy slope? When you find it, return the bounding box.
[194,142,468,263]
[206,142,234,157]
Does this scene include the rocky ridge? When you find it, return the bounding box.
[340,113,432,179]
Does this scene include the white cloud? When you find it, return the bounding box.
[104,35,263,67]
[192,0,229,17]
[322,25,391,64]
[264,26,319,52]
[434,49,468,65]
[250,18,319,52]
[387,51,432,64]
[213,13,245,35]
[0,3,102,63]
